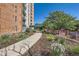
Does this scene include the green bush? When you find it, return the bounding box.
[0,35,12,43]
[53,37,65,45]
[17,32,28,40]
[26,28,35,33]
[50,42,65,56]
[58,37,65,45]
[54,37,58,41]
[46,34,56,41]
[51,46,62,56]
[26,28,30,32]
[0,32,29,44]
[70,46,79,55]
[0,32,32,49]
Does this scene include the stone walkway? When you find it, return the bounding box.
[0,33,42,56]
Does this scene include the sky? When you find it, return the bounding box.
[34,3,79,24]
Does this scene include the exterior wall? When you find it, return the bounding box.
[0,3,34,35]
[25,3,34,28]
[0,4,22,35]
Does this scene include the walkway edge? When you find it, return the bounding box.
[0,33,42,56]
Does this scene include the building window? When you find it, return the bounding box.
[30,23,32,25]
[15,16,17,22]
[12,4,17,8]
[30,16,32,19]
[30,20,32,22]
[30,4,32,8]
[15,25,17,31]
[31,13,32,15]
[15,5,17,8]
[15,4,17,13]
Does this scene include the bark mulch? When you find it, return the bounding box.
[24,34,51,56]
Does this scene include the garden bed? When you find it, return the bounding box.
[0,32,34,49]
[24,33,79,56]
[23,34,51,56]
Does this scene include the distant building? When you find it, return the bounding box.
[0,3,34,35]
[25,3,34,29]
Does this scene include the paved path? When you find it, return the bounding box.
[0,33,42,56]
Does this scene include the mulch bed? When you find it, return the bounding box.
[23,34,51,56]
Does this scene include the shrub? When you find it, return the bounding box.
[46,34,56,41]
[0,32,31,49]
[0,35,12,43]
[70,46,79,55]
[51,43,65,56]
[58,37,65,45]
[54,37,65,45]
[17,32,28,40]
[26,28,35,33]
[54,37,58,41]
[51,46,61,56]
[26,28,30,32]
[0,32,29,43]
[33,30,36,32]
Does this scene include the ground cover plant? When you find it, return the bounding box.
[0,31,34,49]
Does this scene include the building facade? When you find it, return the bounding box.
[0,3,34,35]
[25,3,34,28]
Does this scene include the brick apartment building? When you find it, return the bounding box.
[0,3,34,35]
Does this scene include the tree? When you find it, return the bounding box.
[43,11,77,31]
[75,20,79,31]
[35,23,43,31]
